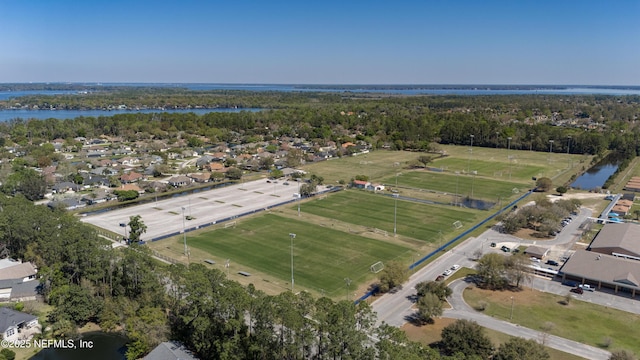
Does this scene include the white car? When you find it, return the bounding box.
[442,269,453,276]
[450,264,460,271]
[579,284,595,292]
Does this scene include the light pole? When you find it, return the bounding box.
[394,173,401,236]
[548,140,554,162]
[468,134,474,173]
[510,296,514,320]
[182,207,188,260]
[289,233,296,292]
[530,133,534,152]
[507,137,512,180]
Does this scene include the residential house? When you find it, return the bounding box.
[206,162,226,172]
[0,308,39,341]
[82,190,113,205]
[118,156,139,166]
[0,259,38,302]
[167,175,192,188]
[52,181,83,194]
[196,155,215,169]
[189,173,211,183]
[47,198,86,210]
[120,172,143,184]
[117,184,145,195]
[144,341,198,360]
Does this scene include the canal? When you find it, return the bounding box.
[571,156,620,190]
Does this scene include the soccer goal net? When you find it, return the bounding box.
[370,261,384,273]
[452,220,463,229]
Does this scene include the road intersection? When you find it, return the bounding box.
[370,206,625,359]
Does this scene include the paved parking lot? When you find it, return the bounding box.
[81,179,309,241]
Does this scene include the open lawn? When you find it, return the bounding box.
[402,320,584,360]
[383,170,528,202]
[300,190,484,243]
[186,213,411,296]
[302,151,429,185]
[464,286,640,355]
[429,157,545,183]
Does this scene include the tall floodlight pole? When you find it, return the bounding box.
[289,233,296,292]
[182,207,188,259]
[549,140,554,162]
[468,134,474,173]
[471,171,477,198]
[394,173,401,236]
[507,137,512,179]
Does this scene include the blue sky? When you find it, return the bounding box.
[1,0,638,85]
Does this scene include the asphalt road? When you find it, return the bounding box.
[81,179,315,240]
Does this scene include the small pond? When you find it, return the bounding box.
[29,332,127,360]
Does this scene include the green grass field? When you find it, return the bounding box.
[382,171,528,202]
[187,213,411,296]
[300,190,483,242]
[465,287,640,355]
[429,157,546,183]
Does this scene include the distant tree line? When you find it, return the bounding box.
[0,91,639,159]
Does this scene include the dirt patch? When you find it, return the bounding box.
[512,228,553,241]
[402,317,457,345]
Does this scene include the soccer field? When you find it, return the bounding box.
[186,213,410,296]
[383,171,529,202]
[300,190,483,242]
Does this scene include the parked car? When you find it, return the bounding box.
[546,260,559,266]
[579,284,595,292]
[443,269,453,276]
[501,245,510,252]
[450,264,460,271]
[283,182,289,185]
[570,287,583,294]
[562,280,578,287]
[530,257,541,263]
[490,242,496,247]
[435,275,445,282]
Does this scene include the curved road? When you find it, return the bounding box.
[445,280,610,360]
[371,207,619,359]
